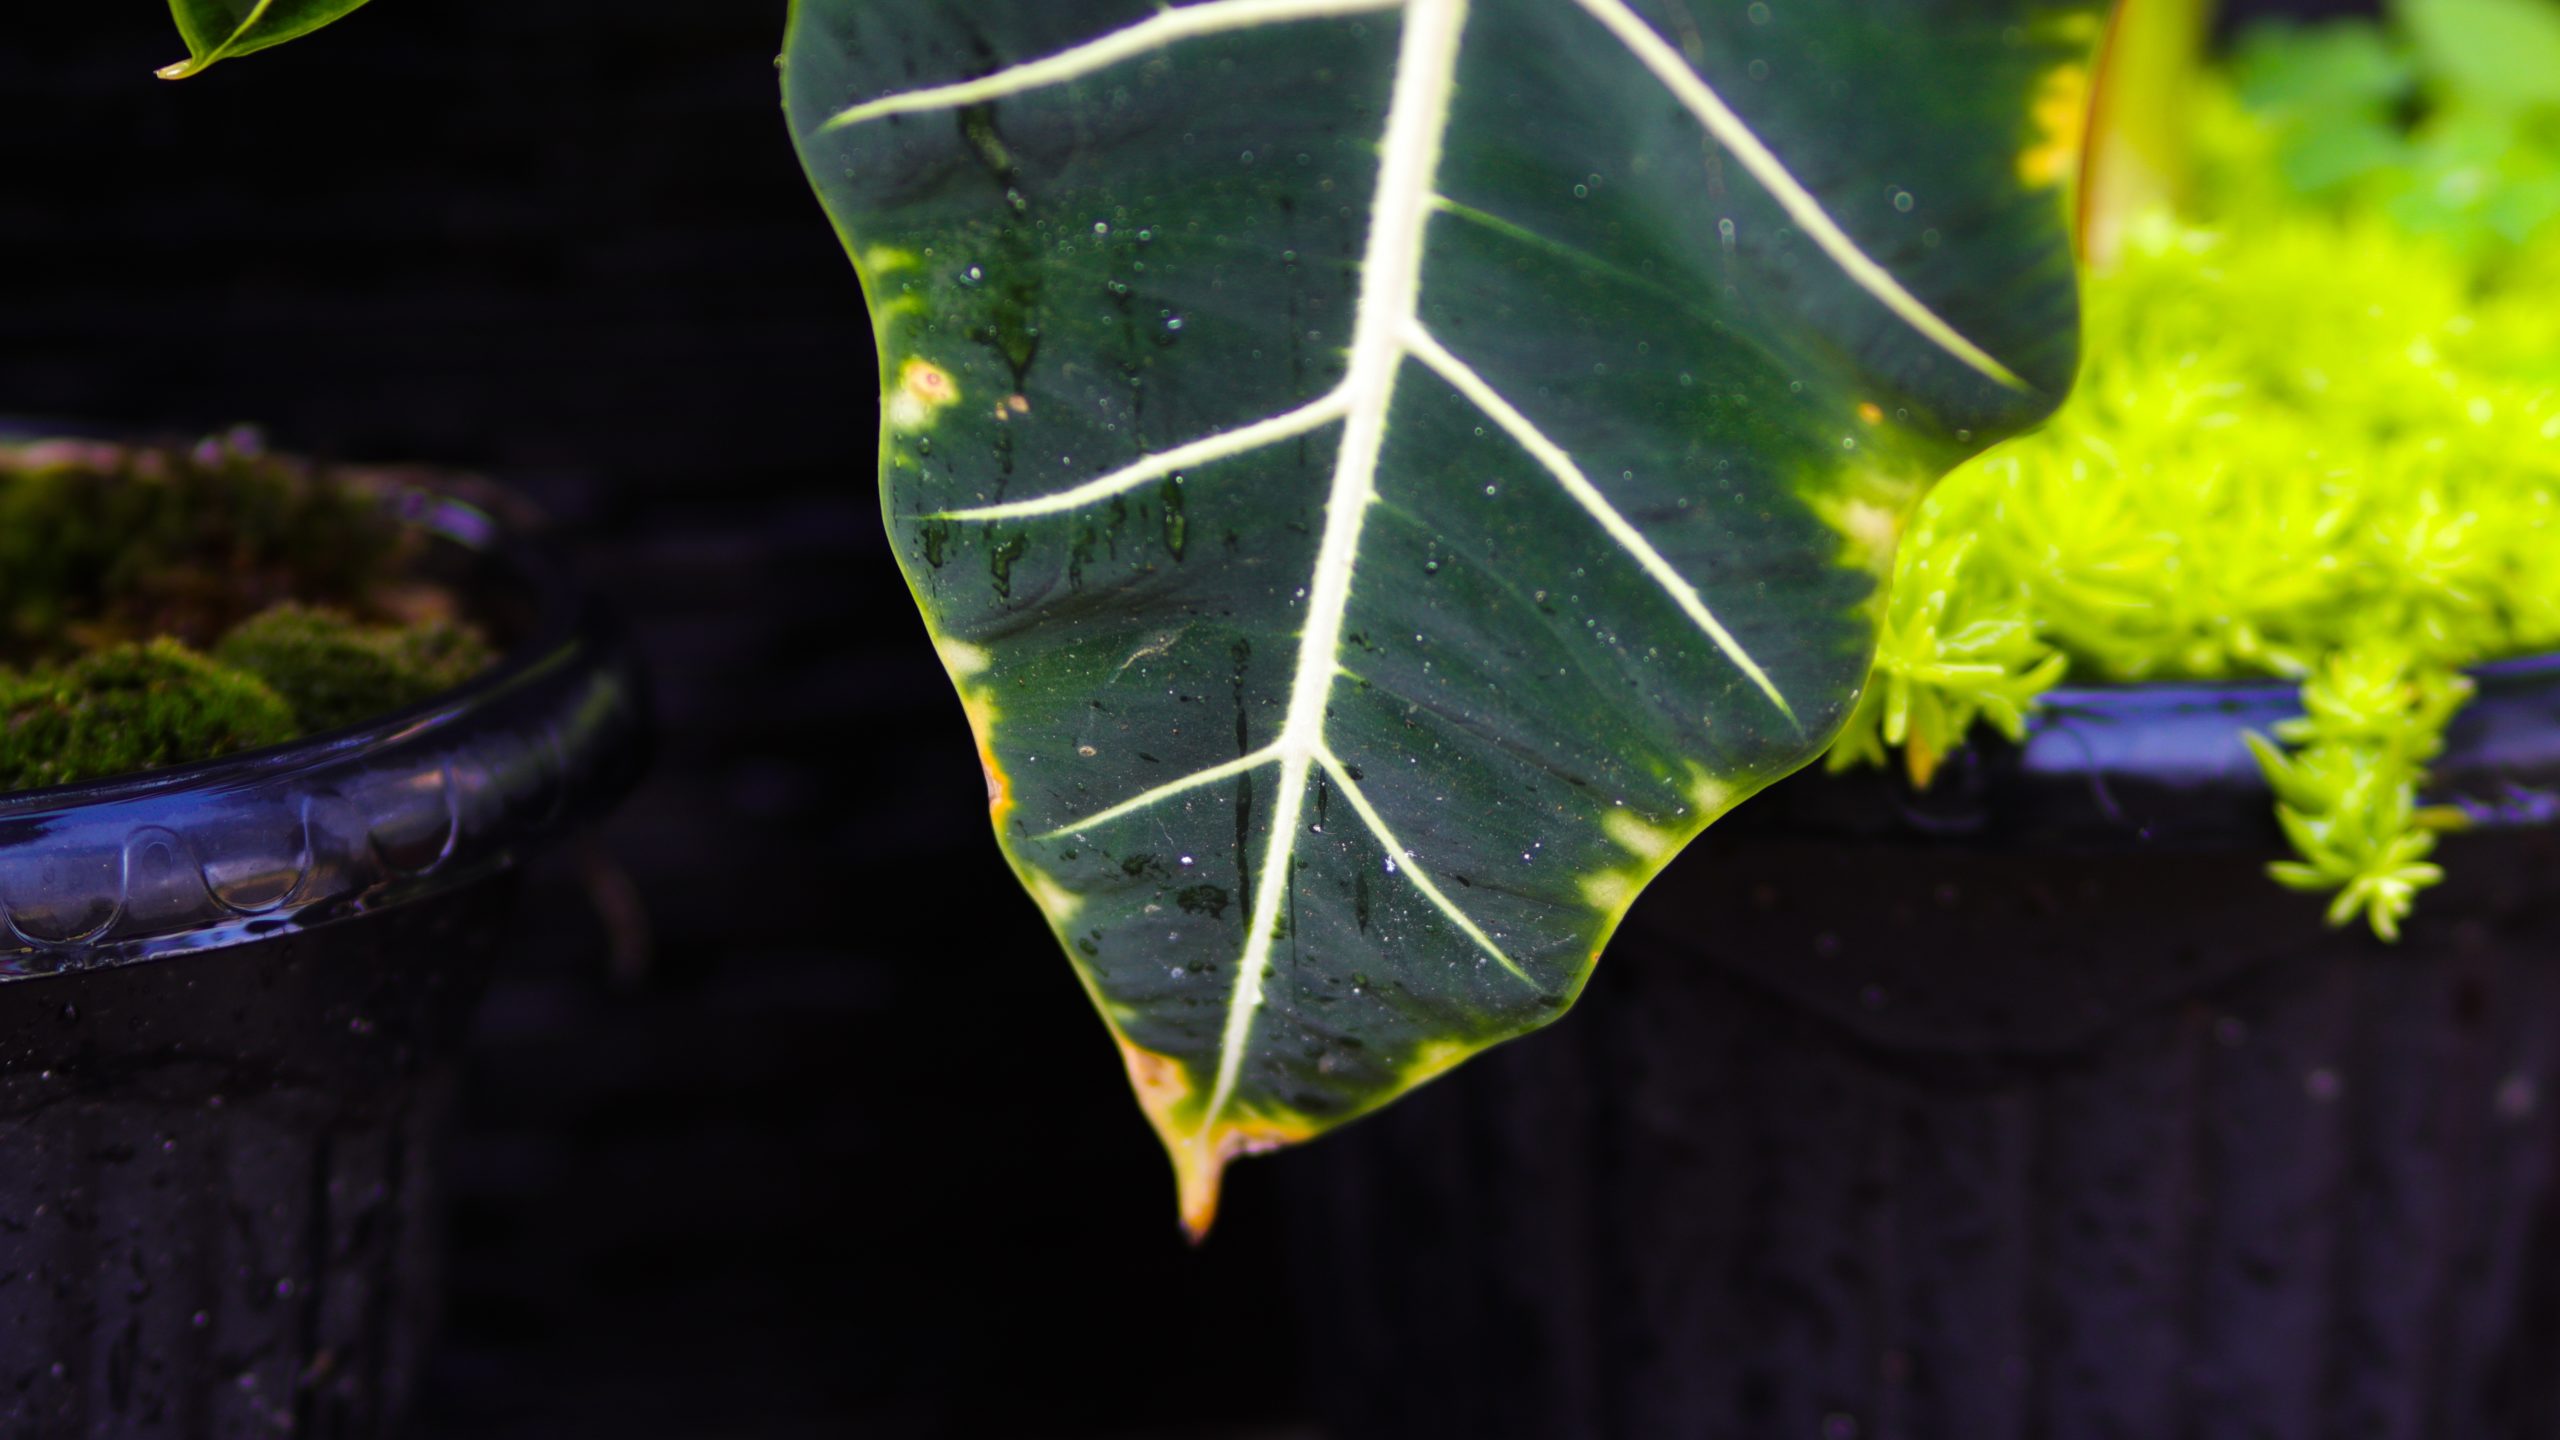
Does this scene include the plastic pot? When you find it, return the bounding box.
[1288,655,2560,1440]
[0,480,646,1435]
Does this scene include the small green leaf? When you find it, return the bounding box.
[2233,21,2411,114]
[786,0,2092,1233]
[2395,0,2560,109]
[159,0,375,79]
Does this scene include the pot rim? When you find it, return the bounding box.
[0,461,648,979]
[2032,644,2560,713]
[1743,648,2560,852]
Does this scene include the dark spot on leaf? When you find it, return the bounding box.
[1176,884,1231,918]
[1292,1091,1349,1117]
[1160,478,1188,559]
[989,533,1029,599]
[1067,524,1093,589]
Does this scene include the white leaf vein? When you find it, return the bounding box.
[826,0,2033,1136]
[1567,0,2034,392]
[819,0,1404,132]
[1195,0,1468,1135]
[1403,322,1798,729]
[1041,744,1284,838]
[933,390,1349,521]
[1318,751,1531,983]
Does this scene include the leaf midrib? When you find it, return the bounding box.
[1196,0,1478,1136]
[817,0,2039,1152]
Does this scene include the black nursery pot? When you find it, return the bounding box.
[0,485,645,1434]
[1290,656,2560,1440]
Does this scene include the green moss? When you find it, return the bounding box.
[0,430,402,664]
[215,603,497,733]
[1827,17,2560,937]
[0,640,299,792]
[0,437,501,792]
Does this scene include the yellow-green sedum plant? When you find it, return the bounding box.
[1827,0,2560,939]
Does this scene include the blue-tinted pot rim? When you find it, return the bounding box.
[0,476,649,980]
[1736,649,2560,852]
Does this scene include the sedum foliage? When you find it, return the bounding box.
[2248,647,2473,938]
[1827,2,2560,938]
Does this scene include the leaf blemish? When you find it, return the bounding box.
[1177,884,1232,919]
[888,357,961,431]
[2018,62,2089,189]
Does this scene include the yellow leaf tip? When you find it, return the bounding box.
[1115,1036,1223,1238]
[1169,1121,1313,1243]
[1175,1144,1227,1244]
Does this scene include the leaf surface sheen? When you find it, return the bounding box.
[785,0,2092,1233]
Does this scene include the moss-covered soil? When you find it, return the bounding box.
[0,433,494,793]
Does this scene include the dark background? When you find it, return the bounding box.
[0,2,2363,1435]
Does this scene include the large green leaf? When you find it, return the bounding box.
[786,0,2093,1234]
[158,0,376,78]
